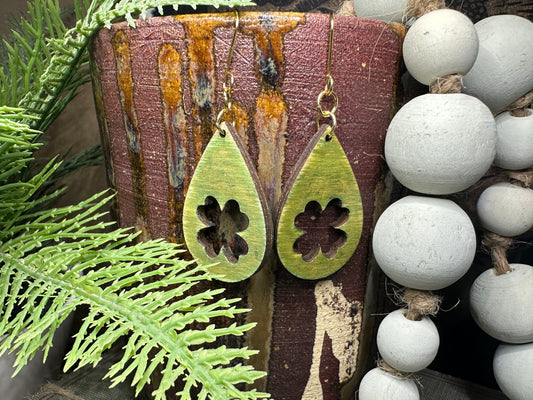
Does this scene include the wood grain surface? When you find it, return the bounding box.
[182,121,272,282]
[276,124,363,280]
[90,12,403,399]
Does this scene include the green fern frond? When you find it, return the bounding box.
[0,174,268,399]
[0,1,269,399]
[0,107,61,234]
[0,231,266,399]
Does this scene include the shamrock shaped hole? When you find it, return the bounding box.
[293,198,349,262]
[196,196,249,263]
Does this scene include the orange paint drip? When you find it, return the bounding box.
[255,91,289,209]
[159,43,188,242]
[112,30,151,240]
[241,13,305,89]
[178,14,229,165]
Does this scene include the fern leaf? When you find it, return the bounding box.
[0,108,268,398]
[0,1,270,398]
[0,228,268,399]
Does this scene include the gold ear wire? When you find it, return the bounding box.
[316,13,338,135]
[326,12,334,82]
[216,10,240,130]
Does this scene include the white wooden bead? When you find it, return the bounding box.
[359,368,419,400]
[477,183,533,237]
[372,196,477,290]
[377,309,439,373]
[352,0,408,23]
[470,263,533,343]
[462,15,533,113]
[494,110,533,170]
[385,93,496,195]
[493,342,533,400]
[403,9,478,85]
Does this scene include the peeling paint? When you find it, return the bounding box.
[194,75,213,109]
[302,280,362,399]
[167,143,187,190]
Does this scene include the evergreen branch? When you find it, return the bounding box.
[0,1,268,399]
[0,192,268,398]
[0,108,61,235]
[0,104,267,399]
[0,242,266,399]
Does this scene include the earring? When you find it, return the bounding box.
[183,11,272,283]
[276,14,363,280]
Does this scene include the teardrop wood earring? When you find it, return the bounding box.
[182,11,272,283]
[276,14,363,280]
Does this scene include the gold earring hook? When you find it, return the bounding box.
[225,9,239,82]
[316,13,338,135]
[216,10,240,131]
[326,12,334,89]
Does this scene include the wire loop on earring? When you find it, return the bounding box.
[316,13,338,133]
[216,10,239,131]
[317,90,339,118]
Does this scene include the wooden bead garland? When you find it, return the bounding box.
[471,110,533,400]
[352,0,533,398]
[359,288,440,400]
[493,342,533,400]
[372,196,476,290]
[494,109,533,170]
[462,15,533,113]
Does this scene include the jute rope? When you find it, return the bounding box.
[482,232,514,275]
[430,73,463,94]
[507,90,533,117]
[402,288,442,321]
[405,0,445,19]
[377,359,413,378]
[337,0,355,16]
[506,168,533,188]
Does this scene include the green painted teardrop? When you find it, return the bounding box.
[183,121,271,282]
[276,124,363,280]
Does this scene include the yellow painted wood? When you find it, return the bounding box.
[183,122,272,282]
[276,125,363,280]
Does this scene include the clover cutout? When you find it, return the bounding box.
[293,198,349,262]
[196,196,249,264]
